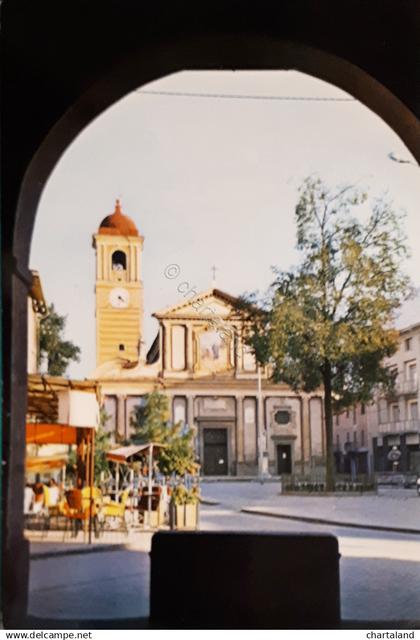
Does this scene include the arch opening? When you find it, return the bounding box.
[5,35,420,628]
[112,250,127,271]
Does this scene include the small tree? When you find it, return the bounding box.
[131,391,171,443]
[39,303,81,376]
[94,408,112,483]
[130,391,196,476]
[242,177,411,490]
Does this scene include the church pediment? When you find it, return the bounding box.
[153,288,242,319]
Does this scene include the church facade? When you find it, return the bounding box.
[91,202,325,477]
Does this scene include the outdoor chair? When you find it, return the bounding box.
[42,484,63,531]
[102,488,129,534]
[63,489,101,540]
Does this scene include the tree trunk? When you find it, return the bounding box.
[323,361,335,492]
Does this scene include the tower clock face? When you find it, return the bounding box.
[109,287,129,309]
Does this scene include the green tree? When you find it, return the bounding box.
[242,177,411,490]
[39,304,81,376]
[94,408,112,483]
[130,391,196,476]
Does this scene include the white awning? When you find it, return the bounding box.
[106,442,167,464]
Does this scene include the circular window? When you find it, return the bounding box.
[274,410,290,425]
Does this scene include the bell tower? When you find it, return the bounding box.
[92,199,144,367]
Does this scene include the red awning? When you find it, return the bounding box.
[26,455,68,473]
[26,422,94,445]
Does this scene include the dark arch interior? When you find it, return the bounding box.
[3,2,420,628]
[112,250,127,271]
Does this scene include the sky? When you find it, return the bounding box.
[30,71,420,379]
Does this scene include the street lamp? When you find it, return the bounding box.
[257,365,269,480]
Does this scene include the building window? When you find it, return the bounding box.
[173,396,187,427]
[346,409,350,419]
[243,344,257,372]
[103,396,117,433]
[406,361,417,382]
[274,410,291,425]
[346,432,350,442]
[361,403,365,415]
[405,337,412,351]
[352,407,356,424]
[361,430,365,446]
[336,434,340,448]
[119,344,125,351]
[335,414,340,426]
[353,431,358,445]
[409,401,418,420]
[378,398,388,424]
[126,396,145,434]
[390,403,400,422]
[171,325,186,371]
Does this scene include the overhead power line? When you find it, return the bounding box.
[135,89,355,102]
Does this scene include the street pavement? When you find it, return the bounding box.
[28,481,420,625]
[201,481,420,531]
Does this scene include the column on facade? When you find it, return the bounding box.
[236,396,244,470]
[164,322,171,372]
[137,243,141,281]
[97,245,101,280]
[135,244,140,282]
[235,329,244,373]
[104,245,110,280]
[159,324,165,371]
[186,326,194,371]
[98,244,103,280]
[186,395,197,459]
[117,395,126,439]
[187,395,195,430]
[129,244,135,281]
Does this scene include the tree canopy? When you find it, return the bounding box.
[242,176,411,489]
[39,304,81,376]
[94,407,112,482]
[130,391,196,476]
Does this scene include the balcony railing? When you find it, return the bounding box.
[378,419,420,434]
[396,378,418,394]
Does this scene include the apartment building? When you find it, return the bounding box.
[334,322,420,477]
[372,322,420,473]
[334,402,372,477]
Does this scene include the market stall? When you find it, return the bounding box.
[26,377,100,542]
[106,442,167,528]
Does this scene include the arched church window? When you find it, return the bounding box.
[112,250,127,271]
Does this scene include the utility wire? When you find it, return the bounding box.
[135,89,355,102]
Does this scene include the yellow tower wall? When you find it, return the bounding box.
[93,232,144,367]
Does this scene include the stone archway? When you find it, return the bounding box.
[4,34,420,625]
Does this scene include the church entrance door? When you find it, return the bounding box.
[203,427,228,475]
[277,444,292,474]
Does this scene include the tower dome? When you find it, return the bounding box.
[98,199,139,236]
